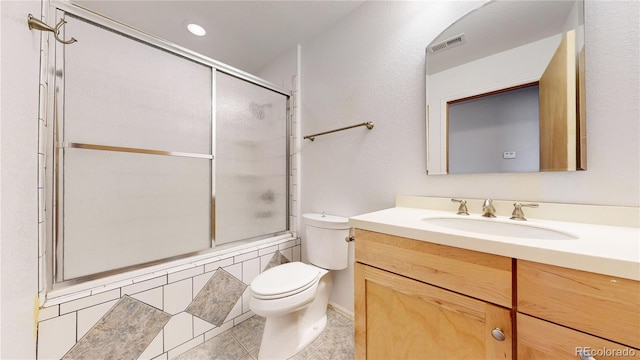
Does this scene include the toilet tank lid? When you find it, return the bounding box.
[303,213,350,229]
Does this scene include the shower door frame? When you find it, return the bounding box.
[46,1,292,289]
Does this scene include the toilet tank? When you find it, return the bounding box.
[303,213,350,270]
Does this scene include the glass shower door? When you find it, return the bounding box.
[59,14,213,281]
[215,72,289,244]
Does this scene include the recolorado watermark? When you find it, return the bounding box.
[576,347,637,358]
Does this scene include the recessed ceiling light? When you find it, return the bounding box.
[187,23,206,37]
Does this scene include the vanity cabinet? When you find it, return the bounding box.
[517,260,640,359]
[354,229,513,359]
[354,229,640,360]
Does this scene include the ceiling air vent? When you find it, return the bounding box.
[428,33,466,54]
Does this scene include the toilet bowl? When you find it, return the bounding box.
[249,213,350,360]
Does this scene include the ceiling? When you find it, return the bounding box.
[73,0,365,75]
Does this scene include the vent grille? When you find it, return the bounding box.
[428,33,466,54]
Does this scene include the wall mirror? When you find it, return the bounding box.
[425,0,585,175]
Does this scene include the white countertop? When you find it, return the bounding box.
[349,206,640,281]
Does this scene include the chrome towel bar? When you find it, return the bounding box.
[303,121,374,141]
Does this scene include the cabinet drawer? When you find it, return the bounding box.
[518,313,640,359]
[518,260,640,348]
[355,229,512,307]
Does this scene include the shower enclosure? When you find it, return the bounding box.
[46,8,290,286]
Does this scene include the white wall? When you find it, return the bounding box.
[0,1,41,358]
[257,46,298,93]
[300,1,640,313]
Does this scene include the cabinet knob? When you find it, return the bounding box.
[491,327,505,341]
[577,350,597,360]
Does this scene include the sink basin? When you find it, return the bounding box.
[422,217,578,240]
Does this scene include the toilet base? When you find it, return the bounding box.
[258,312,327,360]
[257,272,333,360]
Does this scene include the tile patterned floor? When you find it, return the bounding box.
[173,308,354,360]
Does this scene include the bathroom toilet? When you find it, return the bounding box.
[249,213,350,360]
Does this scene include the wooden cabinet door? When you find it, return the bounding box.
[355,263,512,360]
[518,313,640,359]
[539,29,577,171]
[518,260,640,349]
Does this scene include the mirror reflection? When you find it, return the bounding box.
[426,0,585,175]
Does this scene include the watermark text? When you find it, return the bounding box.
[576,347,637,358]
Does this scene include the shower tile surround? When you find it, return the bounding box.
[63,296,171,359]
[37,245,301,359]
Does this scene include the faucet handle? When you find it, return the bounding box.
[451,198,469,215]
[510,202,539,221]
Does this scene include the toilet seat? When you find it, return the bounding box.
[251,262,321,300]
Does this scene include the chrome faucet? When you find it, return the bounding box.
[510,202,539,221]
[482,199,496,217]
[451,198,469,215]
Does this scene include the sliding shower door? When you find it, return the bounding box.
[51,11,290,285]
[58,15,213,281]
[215,72,289,244]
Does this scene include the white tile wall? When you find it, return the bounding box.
[122,276,167,296]
[223,263,242,281]
[192,271,215,297]
[91,279,132,295]
[163,279,192,315]
[280,247,293,263]
[76,299,119,340]
[193,316,216,337]
[242,257,261,284]
[59,289,120,315]
[233,250,258,263]
[259,253,274,271]
[131,287,163,310]
[223,298,243,324]
[37,313,76,360]
[38,305,59,322]
[137,331,164,360]
[292,245,301,262]
[167,266,203,284]
[279,240,296,250]
[163,312,193,350]
[241,289,251,314]
[204,257,233,273]
[37,24,50,300]
[258,245,278,256]
[151,352,168,360]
